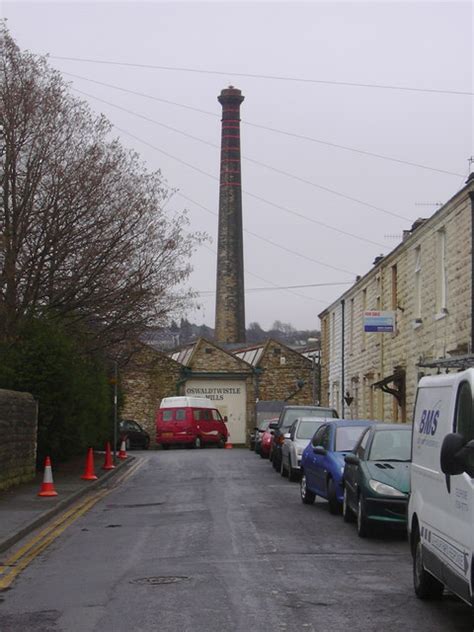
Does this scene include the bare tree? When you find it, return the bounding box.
[0,26,204,348]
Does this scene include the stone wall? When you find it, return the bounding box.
[121,344,183,440]
[0,389,37,491]
[257,340,313,406]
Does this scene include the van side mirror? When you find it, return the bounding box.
[283,432,291,440]
[223,416,228,422]
[440,433,467,476]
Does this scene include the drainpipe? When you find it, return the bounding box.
[469,183,474,351]
[341,299,345,419]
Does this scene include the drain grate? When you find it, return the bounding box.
[131,576,190,586]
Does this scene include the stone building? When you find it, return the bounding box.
[121,337,314,445]
[319,175,474,422]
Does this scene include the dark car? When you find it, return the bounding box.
[270,405,339,472]
[300,419,375,514]
[343,423,412,537]
[119,419,150,450]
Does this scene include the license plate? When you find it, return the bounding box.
[162,432,173,438]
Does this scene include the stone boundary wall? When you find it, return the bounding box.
[0,389,38,491]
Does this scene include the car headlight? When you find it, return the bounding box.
[368,479,406,497]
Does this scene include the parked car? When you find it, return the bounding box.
[270,405,339,472]
[280,417,326,481]
[343,423,412,537]
[119,419,150,450]
[156,396,228,449]
[254,418,276,455]
[259,423,275,459]
[300,420,374,514]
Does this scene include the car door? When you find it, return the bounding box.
[126,420,143,447]
[344,428,371,512]
[282,421,296,468]
[307,424,331,494]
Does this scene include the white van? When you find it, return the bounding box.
[408,368,474,605]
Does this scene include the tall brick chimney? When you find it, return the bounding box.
[215,86,246,344]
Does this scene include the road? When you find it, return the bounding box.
[0,449,472,631]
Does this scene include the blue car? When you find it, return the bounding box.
[300,419,375,514]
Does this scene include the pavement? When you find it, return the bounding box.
[0,450,136,554]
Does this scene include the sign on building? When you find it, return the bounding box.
[364,310,396,333]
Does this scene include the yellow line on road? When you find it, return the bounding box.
[0,457,144,591]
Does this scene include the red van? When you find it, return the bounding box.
[156,396,229,449]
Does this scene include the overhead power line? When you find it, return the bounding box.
[196,281,353,295]
[52,56,474,96]
[63,70,463,178]
[72,85,410,225]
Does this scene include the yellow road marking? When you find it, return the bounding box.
[0,456,144,590]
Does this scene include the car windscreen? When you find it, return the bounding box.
[258,419,271,431]
[335,425,369,451]
[282,409,331,429]
[368,429,412,461]
[296,420,324,440]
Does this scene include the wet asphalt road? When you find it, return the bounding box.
[0,448,472,632]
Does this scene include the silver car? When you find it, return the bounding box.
[280,417,327,481]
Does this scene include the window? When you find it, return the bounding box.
[356,428,370,460]
[455,381,474,475]
[436,229,447,314]
[297,420,324,440]
[391,265,397,311]
[162,410,173,422]
[414,247,422,321]
[335,425,369,451]
[212,410,223,421]
[368,429,411,461]
[175,409,186,420]
[312,424,329,447]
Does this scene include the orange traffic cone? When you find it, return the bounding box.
[38,456,58,497]
[224,434,233,449]
[81,447,98,481]
[118,439,128,460]
[102,442,115,470]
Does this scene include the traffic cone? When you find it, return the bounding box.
[102,442,115,470]
[81,447,98,480]
[224,434,233,449]
[38,456,58,497]
[118,439,128,460]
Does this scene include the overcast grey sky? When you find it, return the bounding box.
[2,1,473,331]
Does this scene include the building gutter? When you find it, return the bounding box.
[341,299,345,419]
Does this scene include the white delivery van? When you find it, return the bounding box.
[408,368,474,605]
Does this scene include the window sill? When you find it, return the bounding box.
[434,309,448,321]
[413,319,423,330]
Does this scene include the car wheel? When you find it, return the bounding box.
[300,473,316,505]
[342,487,355,523]
[280,456,288,478]
[357,495,371,538]
[327,478,341,515]
[125,438,131,451]
[413,529,444,599]
[288,466,299,482]
[143,438,150,450]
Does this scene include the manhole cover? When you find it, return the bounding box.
[131,576,190,586]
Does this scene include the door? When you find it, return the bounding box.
[307,424,331,494]
[345,428,370,512]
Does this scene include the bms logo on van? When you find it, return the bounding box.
[419,409,439,436]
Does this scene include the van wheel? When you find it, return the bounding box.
[300,473,315,505]
[217,436,225,449]
[357,496,371,538]
[413,530,444,600]
[162,444,170,450]
[327,478,341,515]
[194,437,202,449]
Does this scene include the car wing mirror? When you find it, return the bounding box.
[283,432,291,439]
[313,445,327,456]
[344,453,360,466]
